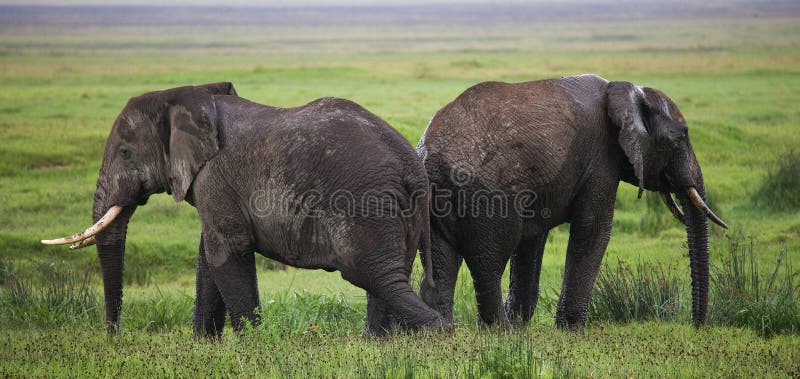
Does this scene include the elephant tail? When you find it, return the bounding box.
[420,189,436,289]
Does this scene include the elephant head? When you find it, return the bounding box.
[42,82,237,332]
[607,81,727,326]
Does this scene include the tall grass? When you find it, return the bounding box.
[0,260,194,331]
[250,291,363,338]
[589,260,683,323]
[461,335,546,378]
[1,261,101,327]
[752,150,800,210]
[0,258,11,286]
[709,234,798,337]
[588,233,799,336]
[349,332,572,378]
[122,287,193,332]
[0,258,362,333]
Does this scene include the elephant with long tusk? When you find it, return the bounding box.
[417,74,727,330]
[68,236,96,250]
[42,82,446,337]
[42,206,120,248]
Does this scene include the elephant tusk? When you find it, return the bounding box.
[41,205,123,245]
[69,236,96,250]
[660,192,686,225]
[686,187,728,229]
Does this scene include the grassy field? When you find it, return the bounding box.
[1,4,800,377]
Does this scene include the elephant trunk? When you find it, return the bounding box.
[666,146,727,326]
[92,187,136,333]
[677,183,710,327]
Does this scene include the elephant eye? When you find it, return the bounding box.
[119,146,132,160]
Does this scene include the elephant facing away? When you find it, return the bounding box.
[43,83,445,337]
[417,74,727,329]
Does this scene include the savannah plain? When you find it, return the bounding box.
[1,2,799,377]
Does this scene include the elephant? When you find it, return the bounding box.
[42,82,446,337]
[417,74,727,329]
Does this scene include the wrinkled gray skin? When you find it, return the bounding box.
[92,83,444,337]
[418,74,717,329]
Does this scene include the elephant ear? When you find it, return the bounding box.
[166,86,221,203]
[196,82,238,96]
[607,81,649,198]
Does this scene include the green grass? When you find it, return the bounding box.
[589,260,684,323]
[588,233,799,336]
[2,261,100,328]
[709,233,798,337]
[752,150,800,211]
[2,322,798,377]
[1,7,800,377]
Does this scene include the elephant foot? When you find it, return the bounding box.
[420,292,455,326]
[423,313,453,333]
[504,302,536,329]
[363,314,451,338]
[476,295,512,329]
[193,329,224,341]
[555,314,587,332]
[229,310,261,333]
[366,292,396,337]
[480,316,512,331]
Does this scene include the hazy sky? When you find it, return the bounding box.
[0,0,693,5]
[0,0,531,5]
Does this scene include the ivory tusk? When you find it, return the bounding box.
[69,236,96,250]
[660,192,686,225]
[41,206,123,245]
[686,187,728,229]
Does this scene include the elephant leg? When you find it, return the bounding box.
[347,232,444,334]
[462,253,508,327]
[504,231,548,326]
[193,233,226,338]
[212,253,260,332]
[366,291,395,336]
[461,219,521,327]
[363,269,443,333]
[555,187,615,330]
[375,279,443,333]
[197,197,260,334]
[420,225,462,324]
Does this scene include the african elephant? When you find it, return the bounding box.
[417,74,727,329]
[42,83,445,337]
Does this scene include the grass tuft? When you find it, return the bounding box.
[250,291,363,338]
[709,233,799,336]
[0,258,11,286]
[0,261,101,327]
[123,287,193,332]
[588,232,799,336]
[752,150,800,210]
[463,334,546,378]
[588,260,683,323]
[355,352,418,379]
